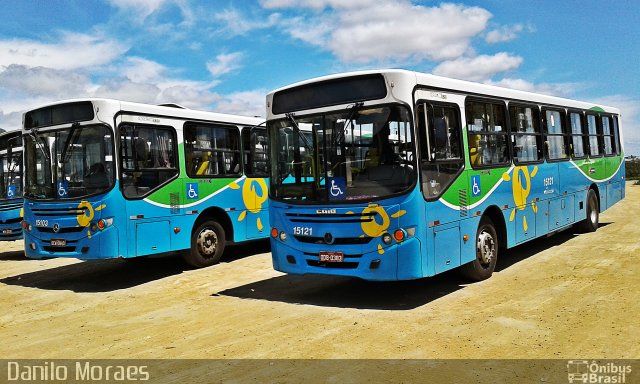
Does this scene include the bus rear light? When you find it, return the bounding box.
[393,229,405,242]
[382,233,392,245]
[270,227,278,238]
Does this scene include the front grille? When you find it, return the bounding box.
[285,212,378,224]
[0,217,22,224]
[307,260,359,269]
[32,207,85,217]
[0,202,22,211]
[38,226,85,234]
[43,245,76,252]
[295,235,373,245]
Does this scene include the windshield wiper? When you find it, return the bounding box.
[28,128,50,161]
[60,122,82,164]
[285,113,313,152]
[331,102,363,149]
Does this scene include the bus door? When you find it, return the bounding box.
[417,101,465,274]
[119,121,181,256]
[242,127,269,239]
[541,109,569,233]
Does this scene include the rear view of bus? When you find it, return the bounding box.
[21,99,269,267]
[0,130,24,241]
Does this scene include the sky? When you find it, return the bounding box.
[0,0,638,154]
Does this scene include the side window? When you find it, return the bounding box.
[466,100,509,167]
[569,111,588,159]
[601,115,614,156]
[612,116,621,155]
[120,125,178,198]
[542,109,568,160]
[185,123,241,177]
[509,105,542,163]
[586,113,601,157]
[417,102,463,199]
[242,127,269,177]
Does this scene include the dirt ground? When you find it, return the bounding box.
[1,184,638,366]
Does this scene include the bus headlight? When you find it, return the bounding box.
[279,231,287,241]
[382,233,392,245]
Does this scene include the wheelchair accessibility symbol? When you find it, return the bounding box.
[471,175,481,197]
[186,183,199,200]
[327,177,346,200]
[6,185,16,199]
[57,181,68,198]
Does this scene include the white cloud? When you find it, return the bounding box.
[0,65,90,98]
[207,52,244,77]
[433,53,523,82]
[213,8,281,36]
[485,24,534,44]
[107,0,170,19]
[121,57,168,83]
[213,90,267,118]
[273,2,492,64]
[260,0,377,10]
[487,77,584,98]
[0,32,128,70]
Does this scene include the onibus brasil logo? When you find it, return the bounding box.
[567,360,632,383]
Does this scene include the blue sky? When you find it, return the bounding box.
[0,0,638,154]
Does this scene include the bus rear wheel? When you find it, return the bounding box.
[578,189,599,233]
[460,217,498,281]
[184,220,226,268]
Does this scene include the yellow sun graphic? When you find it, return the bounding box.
[350,204,406,254]
[502,166,538,231]
[75,201,107,238]
[232,178,268,231]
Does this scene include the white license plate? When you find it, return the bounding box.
[319,251,344,262]
[2,229,12,234]
[50,239,67,247]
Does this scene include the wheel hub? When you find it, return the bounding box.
[197,229,218,256]
[477,231,495,265]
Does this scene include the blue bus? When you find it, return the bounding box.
[0,130,24,241]
[266,70,625,281]
[22,99,269,267]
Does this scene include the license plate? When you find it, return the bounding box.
[319,251,344,262]
[50,239,67,247]
[2,229,12,234]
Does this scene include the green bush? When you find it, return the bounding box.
[626,160,640,180]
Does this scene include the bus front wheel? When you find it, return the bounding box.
[184,220,226,268]
[578,189,599,233]
[460,217,498,281]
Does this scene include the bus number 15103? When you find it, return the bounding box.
[293,226,313,236]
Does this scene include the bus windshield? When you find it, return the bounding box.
[269,104,415,203]
[24,125,115,200]
[0,134,23,200]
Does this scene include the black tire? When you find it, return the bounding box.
[183,220,226,268]
[460,217,498,281]
[578,189,599,232]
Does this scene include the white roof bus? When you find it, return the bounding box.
[21,99,269,267]
[0,129,24,241]
[266,69,625,281]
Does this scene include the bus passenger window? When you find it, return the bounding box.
[586,114,601,157]
[510,105,542,163]
[120,125,178,198]
[465,100,509,167]
[543,109,568,160]
[185,123,241,177]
